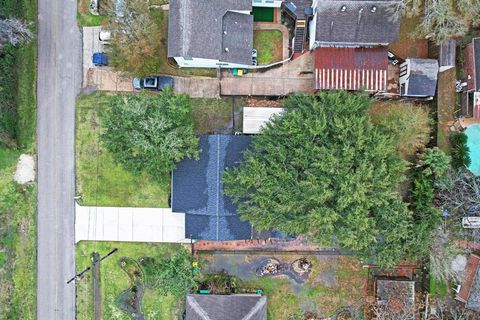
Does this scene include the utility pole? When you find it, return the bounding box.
[66,248,118,284]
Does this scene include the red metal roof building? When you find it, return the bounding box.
[314,46,388,92]
[456,254,480,311]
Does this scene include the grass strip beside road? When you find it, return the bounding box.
[76,92,170,207]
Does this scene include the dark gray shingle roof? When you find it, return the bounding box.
[172,135,253,241]
[168,0,253,65]
[314,0,401,45]
[405,58,439,97]
[186,294,267,320]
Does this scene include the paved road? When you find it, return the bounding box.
[37,0,81,318]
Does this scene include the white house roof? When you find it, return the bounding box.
[243,107,284,134]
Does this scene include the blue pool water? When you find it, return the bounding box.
[466,124,480,176]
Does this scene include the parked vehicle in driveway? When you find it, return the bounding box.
[132,76,174,91]
[99,30,112,43]
[92,52,108,66]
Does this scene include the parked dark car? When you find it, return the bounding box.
[132,76,174,91]
[92,52,108,66]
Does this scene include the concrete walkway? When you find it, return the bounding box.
[221,52,314,96]
[75,203,188,243]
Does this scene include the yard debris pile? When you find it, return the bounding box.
[245,98,283,108]
[256,259,283,277]
[292,258,311,275]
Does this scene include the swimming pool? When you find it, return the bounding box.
[466,124,480,176]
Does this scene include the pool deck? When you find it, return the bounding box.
[459,117,480,129]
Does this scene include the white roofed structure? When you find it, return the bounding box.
[243,107,284,134]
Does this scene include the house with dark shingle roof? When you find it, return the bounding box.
[167,0,254,69]
[309,0,401,93]
[186,294,267,320]
[172,135,253,241]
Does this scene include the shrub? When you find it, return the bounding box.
[450,132,471,169]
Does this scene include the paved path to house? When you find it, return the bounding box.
[75,203,187,243]
[221,52,315,96]
[37,0,81,318]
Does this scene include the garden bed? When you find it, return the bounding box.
[76,241,185,320]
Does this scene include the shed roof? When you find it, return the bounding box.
[314,0,401,45]
[314,46,388,91]
[186,294,267,320]
[172,135,253,241]
[168,0,253,65]
[243,107,284,134]
[456,254,480,311]
[404,58,438,97]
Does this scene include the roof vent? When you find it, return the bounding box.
[340,5,347,12]
[371,6,377,13]
[225,47,229,52]
[223,30,227,35]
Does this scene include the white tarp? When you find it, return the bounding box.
[243,107,284,134]
[75,203,188,243]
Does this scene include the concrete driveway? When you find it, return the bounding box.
[75,203,188,243]
[82,27,220,97]
[221,52,315,96]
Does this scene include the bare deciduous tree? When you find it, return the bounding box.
[436,169,480,216]
[0,19,33,51]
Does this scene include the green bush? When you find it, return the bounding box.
[101,89,199,180]
[450,132,471,169]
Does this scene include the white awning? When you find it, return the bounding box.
[243,107,284,134]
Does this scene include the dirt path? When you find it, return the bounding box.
[92,252,102,320]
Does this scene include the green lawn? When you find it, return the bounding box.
[0,0,37,316]
[76,241,185,320]
[76,92,170,207]
[192,98,233,134]
[253,7,274,22]
[0,166,37,319]
[253,30,283,65]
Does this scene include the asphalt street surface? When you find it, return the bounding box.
[37,0,81,318]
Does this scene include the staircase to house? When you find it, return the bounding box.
[293,20,306,53]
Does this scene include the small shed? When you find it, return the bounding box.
[399,58,439,97]
[243,107,284,134]
[186,294,267,320]
[456,254,480,311]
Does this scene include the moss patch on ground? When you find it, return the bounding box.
[192,98,233,134]
[389,15,428,59]
[437,68,457,153]
[75,92,170,207]
[76,241,185,320]
[253,30,283,65]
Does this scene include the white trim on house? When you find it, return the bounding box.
[252,0,282,8]
[173,56,252,69]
